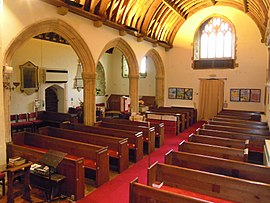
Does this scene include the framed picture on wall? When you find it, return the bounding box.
[168,88,177,99]
[240,89,250,102]
[184,88,193,100]
[230,89,240,102]
[176,88,185,99]
[250,89,261,102]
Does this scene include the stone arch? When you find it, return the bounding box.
[145,49,165,107]
[99,38,139,112]
[3,19,96,142]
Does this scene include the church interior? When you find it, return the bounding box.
[0,0,270,202]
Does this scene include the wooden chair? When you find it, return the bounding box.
[10,114,18,132]
[0,172,5,196]
[28,112,44,131]
[17,113,33,132]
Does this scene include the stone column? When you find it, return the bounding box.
[82,72,96,126]
[129,74,139,113]
[156,75,164,107]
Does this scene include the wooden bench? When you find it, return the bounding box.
[145,111,182,135]
[37,111,77,127]
[213,116,268,126]
[208,120,269,130]
[96,122,155,154]
[188,133,248,149]
[60,122,143,162]
[165,150,270,184]
[129,178,208,203]
[202,123,270,136]
[197,128,268,152]
[147,109,186,132]
[39,126,129,173]
[153,106,192,128]
[6,142,85,200]
[147,162,270,203]
[100,118,164,147]
[178,140,248,162]
[217,111,261,121]
[171,106,197,124]
[12,132,109,187]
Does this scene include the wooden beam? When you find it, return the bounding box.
[162,0,186,20]
[243,0,248,13]
[211,0,216,5]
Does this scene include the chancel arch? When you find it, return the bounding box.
[3,19,96,144]
[99,38,139,113]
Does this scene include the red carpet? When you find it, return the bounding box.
[78,121,205,203]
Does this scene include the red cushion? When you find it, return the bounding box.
[0,173,5,179]
[84,159,96,170]
[31,120,44,124]
[108,150,119,158]
[127,143,136,149]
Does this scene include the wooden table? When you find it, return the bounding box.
[1,162,32,203]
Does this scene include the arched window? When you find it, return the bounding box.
[193,16,236,69]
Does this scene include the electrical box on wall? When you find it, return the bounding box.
[45,69,68,83]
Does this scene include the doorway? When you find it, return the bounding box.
[45,86,58,112]
[198,79,224,121]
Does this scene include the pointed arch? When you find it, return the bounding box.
[99,38,139,112]
[3,19,96,142]
[145,49,165,107]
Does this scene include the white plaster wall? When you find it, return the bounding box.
[10,38,82,114]
[139,57,156,96]
[166,6,267,111]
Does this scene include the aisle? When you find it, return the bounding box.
[78,121,204,203]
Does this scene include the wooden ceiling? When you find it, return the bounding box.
[42,0,270,49]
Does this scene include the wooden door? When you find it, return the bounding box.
[45,87,58,112]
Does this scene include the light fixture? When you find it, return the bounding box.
[74,59,84,92]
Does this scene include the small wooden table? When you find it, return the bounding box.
[1,162,32,203]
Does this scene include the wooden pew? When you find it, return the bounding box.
[60,122,143,162]
[213,116,268,126]
[220,109,262,119]
[217,111,261,121]
[12,132,109,187]
[178,140,248,162]
[203,123,270,136]
[147,109,186,132]
[171,106,197,124]
[188,133,248,149]
[96,122,155,154]
[155,106,192,128]
[6,142,85,200]
[197,128,267,152]
[100,118,164,147]
[208,120,269,130]
[129,178,209,203]
[148,162,270,203]
[37,111,77,127]
[165,150,270,184]
[39,126,129,173]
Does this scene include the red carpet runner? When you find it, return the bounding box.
[78,121,205,203]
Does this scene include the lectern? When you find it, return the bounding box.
[37,150,67,202]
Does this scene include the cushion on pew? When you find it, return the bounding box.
[83,159,97,170]
[161,185,235,203]
[127,143,136,149]
[108,150,119,158]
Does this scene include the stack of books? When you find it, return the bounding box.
[8,157,26,167]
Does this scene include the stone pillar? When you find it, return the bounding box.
[129,74,139,113]
[82,72,96,126]
[156,75,164,107]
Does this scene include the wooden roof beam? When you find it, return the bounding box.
[211,0,217,5]
[243,0,249,13]
[162,0,186,20]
